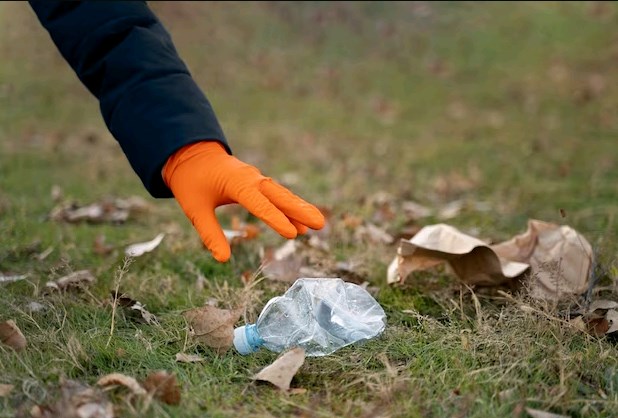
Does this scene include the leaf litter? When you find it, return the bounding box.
[48,196,151,224]
[124,233,165,258]
[97,370,181,406]
[387,219,593,301]
[110,291,159,325]
[569,299,618,337]
[97,373,147,396]
[46,270,96,292]
[175,353,205,363]
[0,319,27,351]
[142,371,181,406]
[252,347,306,392]
[183,305,242,353]
[31,378,114,418]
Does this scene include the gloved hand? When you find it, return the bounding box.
[163,141,325,262]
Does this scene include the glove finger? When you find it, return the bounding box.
[237,188,297,239]
[259,179,325,230]
[289,218,309,235]
[186,206,231,262]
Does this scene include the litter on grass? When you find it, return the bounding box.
[388,219,592,301]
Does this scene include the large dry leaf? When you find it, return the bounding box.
[388,220,592,301]
[96,373,147,396]
[253,347,305,391]
[0,383,13,397]
[142,371,181,405]
[125,233,165,257]
[36,379,114,418]
[492,220,592,299]
[183,305,242,353]
[0,320,27,351]
[46,270,96,291]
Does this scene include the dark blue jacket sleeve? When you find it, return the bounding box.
[28,1,231,198]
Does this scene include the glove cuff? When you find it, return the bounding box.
[162,140,229,188]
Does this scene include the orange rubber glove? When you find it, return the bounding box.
[162,141,325,262]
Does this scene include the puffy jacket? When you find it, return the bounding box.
[29,1,230,197]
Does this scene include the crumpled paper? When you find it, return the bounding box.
[387,219,593,300]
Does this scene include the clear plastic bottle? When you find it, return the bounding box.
[233,278,387,357]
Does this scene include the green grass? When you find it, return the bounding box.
[2,1,618,416]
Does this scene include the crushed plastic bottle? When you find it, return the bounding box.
[233,278,387,357]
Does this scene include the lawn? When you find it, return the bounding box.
[1,2,618,417]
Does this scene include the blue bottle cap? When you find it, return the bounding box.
[233,324,264,355]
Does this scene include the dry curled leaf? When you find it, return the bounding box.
[253,347,306,391]
[388,220,592,301]
[143,371,181,405]
[125,233,165,257]
[46,270,96,291]
[96,373,147,396]
[183,305,242,353]
[175,353,205,363]
[0,320,27,351]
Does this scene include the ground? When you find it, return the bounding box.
[1,2,618,417]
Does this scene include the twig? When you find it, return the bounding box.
[106,257,134,348]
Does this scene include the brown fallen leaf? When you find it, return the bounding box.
[142,371,181,405]
[261,241,304,282]
[46,270,96,291]
[110,291,158,325]
[0,383,13,397]
[124,233,165,257]
[388,220,592,301]
[355,223,395,245]
[525,407,570,418]
[0,320,27,351]
[183,305,242,353]
[175,353,205,363]
[96,373,147,396]
[49,196,152,225]
[253,347,306,391]
[34,379,114,418]
[93,235,114,256]
[606,310,618,334]
[230,216,261,241]
[571,299,618,337]
[401,200,433,222]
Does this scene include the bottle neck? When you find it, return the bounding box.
[245,323,265,352]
